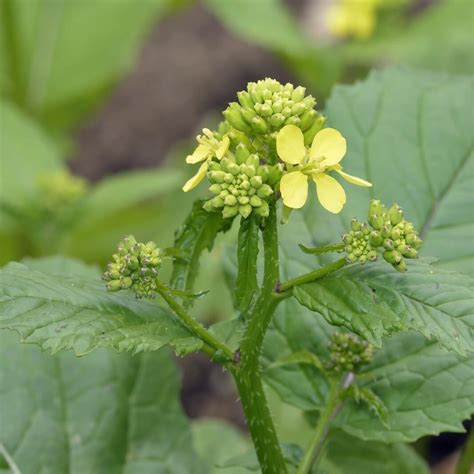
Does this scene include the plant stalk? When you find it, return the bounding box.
[299,242,345,255]
[277,257,347,293]
[156,283,235,363]
[456,426,474,474]
[234,200,288,474]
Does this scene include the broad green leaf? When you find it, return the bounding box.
[171,199,232,297]
[293,259,474,355]
[204,0,309,55]
[235,214,260,311]
[191,419,250,474]
[319,431,429,474]
[0,0,173,132]
[263,68,474,442]
[0,257,202,356]
[0,330,206,474]
[0,101,61,212]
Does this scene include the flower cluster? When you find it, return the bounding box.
[183,78,372,221]
[103,235,163,298]
[343,200,423,272]
[202,146,281,219]
[223,78,323,141]
[327,333,374,374]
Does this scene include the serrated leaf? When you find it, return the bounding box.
[293,259,474,354]
[0,330,206,474]
[171,199,232,298]
[0,258,202,356]
[235,214,260,311]
[341,385,389,427]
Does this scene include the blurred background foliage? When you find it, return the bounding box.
[0,0,473,472]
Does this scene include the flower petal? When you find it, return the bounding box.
[335,169,372,187]
[182,162,208,192]
[276,125,306,165]
[280,171,308,209]
[310,128,346,166]
[216,136,230,160]
[186,144,209,164]
[313,173,346,214]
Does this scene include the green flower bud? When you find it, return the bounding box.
[388,204,404,225]
[106,279,122,291]
[343,233,353,244]
[242,107,257,124]
[257,184,273,198]
[270,113,286,128]
[383,250,402,264]
[251,116,268,134]
[393,260,408,273]
[209,184,221,194]
[224,195,237,206]
[238,196,250,205]
[250,195,262,207]
[367,250,378,262]
[209,170,226,184]
[328,333,374,374]
[381,224,392,238]
[239,204,252,218]
[237,90,254,109]
[250,175,263,188]
[383,239,394,250]
[223,205,239,219]
[211,196,224,208]
[351,218,361,231]
[285,116,301,127]
[256,201,270,217]
[369,230,383,247]
[223,103,252,133]
[303,115,325,145]
[235,143,250,164]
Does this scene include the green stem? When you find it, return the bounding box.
[277,258,347,293]
[456,426,474,474]
[296,374,349,474]
[156,283,235,363]
[233,200,288,474]
[299,242,345,255]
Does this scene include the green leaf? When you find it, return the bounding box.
[0,101,61,212]
[204,0,309,55]
[0,257,202,356]
[191,419,250,474]
[0,0,174,132]
[235,215,260,311]
[171,199,232,297]
[318,432,429,474]
[0,330,206,473]
[293,259,474,355]
[270,350,326,375]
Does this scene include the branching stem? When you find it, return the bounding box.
[277,257,347,293]
[156,283,235,363]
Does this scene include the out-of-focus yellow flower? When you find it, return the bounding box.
[327,0,379,40]
[276,125,371,214]
[182,129,230,192]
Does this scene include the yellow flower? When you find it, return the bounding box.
[327,0,378,40]
[276,125,371,214]
[182,129,230,192]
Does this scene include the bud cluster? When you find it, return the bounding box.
[103,235,163,298]
[327,333,374,374]
[343,200,423,272]
[203,145,281,219]
[223,78,324,142]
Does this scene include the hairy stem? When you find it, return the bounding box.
[277,257,347,293]
[296,373,353,474]
[234,200,288,474]
[156,283,235,363]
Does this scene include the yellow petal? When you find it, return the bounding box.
[216,136,230,160]
[335,169,372,187]
[313,173,346,214]
[276,125,306,165]
[310,128,346,166]
[280,171,308,209]
[186,144,209,164]
[182,162,208,192]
